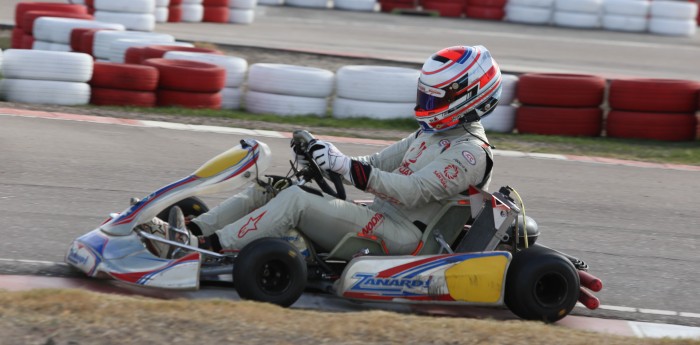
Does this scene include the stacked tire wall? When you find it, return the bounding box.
[245,63,334,116]
[143,58,226,108]
[14,3,92,49]
[89,62,160,107]
[229,0,258,24]
[1,50,93,106]
[332,66,418,119]
[481,74,518,133]
[94,0,157,32]
[515,74,606,137]
[607,79,699,141]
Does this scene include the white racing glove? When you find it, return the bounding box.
[309,140,351,180]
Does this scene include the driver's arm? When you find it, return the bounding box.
[353,130,419,172]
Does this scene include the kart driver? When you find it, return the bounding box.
[143,45,502,258]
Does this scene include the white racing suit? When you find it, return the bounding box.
[192,122,493,254]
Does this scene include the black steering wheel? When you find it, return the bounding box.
[292,130,347,200]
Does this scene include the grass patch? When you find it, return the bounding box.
[1,289,698,345]
[95,105,700,166]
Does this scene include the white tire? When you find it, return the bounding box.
[602,14,647,32]
[50,43,72,52]
[93,31,175,59]
[155,7,169,22]
[258,0,284,5]
[109,39,192,63]
[481,105,516,133]
[505,5,552,24]
[163,51,249,87]
[94,11,156,32]
[285,0,329,8]
[156,0,171,6]
[648,18,697,36]
[94,0,156,13]
[336,65,418,103]
[553,11,600,28]
[2,50,93,82]
[650,1,698,20]
[334,0,376,11]
[183,0,204,3]
[1,79,90,105]
[248,63,334,98]
[32,41,52,51]
[506,0,555,8]
[230,0,258,9]
[33,18,125,45]
[0,49,3,72]
[332,98,414,120]
[182,4,204,22]
[245,90,328,116]
[602,0,649,17]
[222,87,243,110]
[499,74,519,105]
[229,9,255,24]
[555,0,601,14]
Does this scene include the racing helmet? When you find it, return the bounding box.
[415,45,503,132]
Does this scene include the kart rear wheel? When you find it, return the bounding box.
[233,238,307,307]
[157,196,209,222]
[504,246,580,323]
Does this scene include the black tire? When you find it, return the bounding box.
[233,238,307,307]
[156,197,209,222]
[504,246,580,323]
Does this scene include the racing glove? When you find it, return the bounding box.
[309,140,372,191]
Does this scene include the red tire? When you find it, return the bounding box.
[11,28,24,49]
[168,6,183,22]
[80,30,101,56]
[170,0,184,5]
[90,62,160,91]
[21,35,35,49]
[379,1,416,13]
[606,110,697,141]
[125,47,146,64]
[422,1,464,17]
[609,79,700,113]
[466,0,506,6]
[203,0,229,6]
[203,6,229,23]
[517,73,606,107]
[15,3,87,28]
[516,106,603,137]
[140,45,223,61]
[465,5,504,19]
[91,88,157,107]
[156,90,222,109]
[22,11,94,34]
[143,58,226,93]
[70,28,102,53]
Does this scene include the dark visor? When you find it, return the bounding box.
[416,88,451,111]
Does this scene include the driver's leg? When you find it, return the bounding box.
[211,185,422,254]
[191,183,274,236]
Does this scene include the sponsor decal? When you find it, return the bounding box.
[366,187,402,205]
[67,244,91,266]
[238,211,267,238]
[444,164,459,180]
[439,139,451,153]
[462,151,477,165]
[408,142,427,164]
[398,165,414,176]
[433,170,448,189]
[452,159,469,172]
[350,273,432,294]
[418,82,446,98]
[361,213,384,235]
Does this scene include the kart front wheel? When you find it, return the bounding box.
[233,238,307,307]
[504,246,580,323]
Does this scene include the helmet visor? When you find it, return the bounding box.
[416,82,450,112]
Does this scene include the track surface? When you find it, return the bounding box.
[0,114,699,328]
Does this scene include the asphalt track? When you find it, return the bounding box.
[1,110,699,332]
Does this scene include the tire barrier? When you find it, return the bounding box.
[12,28,24,49]
[606,111,697,142]
[109,39,193,63]
[155,7,170,23]
[143,58,226,109]
[422,0,464,17]
[333,65,418,119]
[141,46,223,61]
[221,87,244,110]
[0,49,3,72]
[23,11,94,35]
[465,0,507,20]
[379,0,416,13]
[93,0,157,31]
[90,87,158,107]
[601,0,648,33]
[15,3,88,34]
[505,0,553,25]
[553,0,602,29]
[285,0,330,8]
[168,6,183,22]
[203,6,230,23]
[163,51,248,88]
[516,73,606,137]
[1,50,93,106]
[33,18,124,53]
[258,0,285,5]
[93,31,175,60]
[229,0,257,24]
[516,106,603,137]
[246,63,333,115]
[649,1,697,36]
[482,74,518,133]
[182,4,205,22]
[90,62,160,91]
[334,0,377,12]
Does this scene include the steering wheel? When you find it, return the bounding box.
[292,130,347,200]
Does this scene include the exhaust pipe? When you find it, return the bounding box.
[578,287,600,310]
[578,270,603,292]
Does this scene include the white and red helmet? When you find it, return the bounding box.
[415,45,502,132]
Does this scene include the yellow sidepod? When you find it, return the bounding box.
[194,147,249,178]
[445,254,509,303]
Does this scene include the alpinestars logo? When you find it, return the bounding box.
[350,273,432,295]
[238,211,267,238]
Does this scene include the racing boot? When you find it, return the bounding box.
[136,207,197,258]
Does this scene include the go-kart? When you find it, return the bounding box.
[65,130,603,322]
